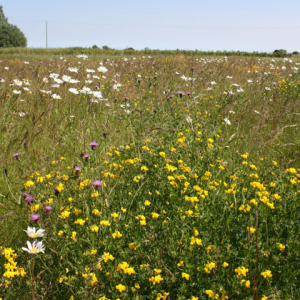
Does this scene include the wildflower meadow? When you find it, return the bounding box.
[0,53,299,299]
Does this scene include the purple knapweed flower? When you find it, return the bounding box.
[74,165,81,177]
[95,85,99,89]
[89,141,98,150]
[186,92,191,96]
[30,214,40,223]
[54,188,60,196]
[13,152,21,160]
[25,196,34,204]
[84,154,90,161]
[45,206,52,215]
[92,180,103,190]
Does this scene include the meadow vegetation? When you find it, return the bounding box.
[0,52,299,299]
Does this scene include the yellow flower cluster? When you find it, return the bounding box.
[2,248,26,282]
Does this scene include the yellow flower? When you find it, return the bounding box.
[24,180,34,189]
[92,209,101,216]
[277,243,286,251]
[149,274,164,285]
[134,283,140,289]
[182,272,190,280]
[205,290,215,298]
[71,231,77,240]
[36,176,44,183]
[185,210,193,217]
[73,208,82,215]
[261,295,268,300]
[247,227,256,234]
[115,284,126,292]
[133,176,141,183]
[90,225,99,233]
[74,218,87,225]
[112,230,122,239]
[241,279,251,288]
[190,237,202,246]
[177,261,184,267]
[286,168,297,174]
[151,212,160,219]
[100,220,111,227]
[129,243,137,250]
[60,210,70,219]
[223,262,229,268]
[56,183,64,192]
[58,230,64,236]
[235,266,249,277]
[102,252,114,262]
[30,204,40,212]
[159,152,166,158]
[124,267,135,275]
[111,212,119,219]
[144,200,151,206]
[241,152,249,159]
[261,270,272,278]
[204,262,215,274]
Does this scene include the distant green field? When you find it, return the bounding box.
[0,47,296,59]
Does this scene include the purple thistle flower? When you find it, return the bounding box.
[84,154,90,161]
[89,142,98,150]
[13,152,21,160]
[25,196,34,204]
[30,214,40,223]
[186,92,191,96]
[74,165,81,177]
[45,205,52,212]
[45,206,52,215]
[92,180,103,190]
[54,188,60,196]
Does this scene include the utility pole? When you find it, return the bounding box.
[46,21,48,49]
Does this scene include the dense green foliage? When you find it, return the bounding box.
[0,6,27,48]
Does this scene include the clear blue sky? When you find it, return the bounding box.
[2,0,300,52]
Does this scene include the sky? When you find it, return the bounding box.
[1,0,300,52]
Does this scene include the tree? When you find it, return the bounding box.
[272,49,287,57]
[0,6,27,47]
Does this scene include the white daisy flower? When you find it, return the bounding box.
[24,226,45,238]
[22,240,45,254]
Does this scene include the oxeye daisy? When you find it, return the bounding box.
[22,240,45,254]
[24,226,45,238]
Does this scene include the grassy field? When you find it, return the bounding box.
[0,51,300,299]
